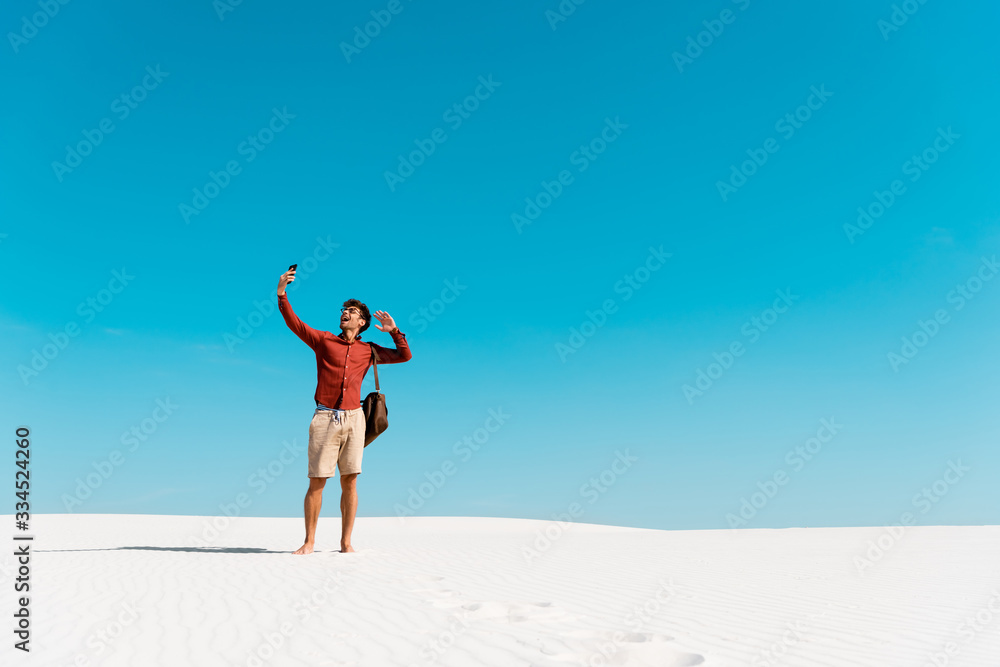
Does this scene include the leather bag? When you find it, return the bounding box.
[362,346,388,446]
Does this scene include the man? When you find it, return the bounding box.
[276,266,412,554]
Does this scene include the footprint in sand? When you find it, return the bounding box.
[402,578,706,666]
[620,632,705,666]
[610,633,704,667]
[452,599,575,624]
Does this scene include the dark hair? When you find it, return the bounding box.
[343,298,371,334]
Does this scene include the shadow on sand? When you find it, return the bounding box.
[36,546,294,554]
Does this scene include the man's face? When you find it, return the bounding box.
[340,306,364,330]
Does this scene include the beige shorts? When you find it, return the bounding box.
[307,407,365,478]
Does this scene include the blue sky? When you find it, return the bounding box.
[2,0,998,530]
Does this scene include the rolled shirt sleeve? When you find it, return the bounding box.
[369,329,412,364]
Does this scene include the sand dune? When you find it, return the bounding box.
[1,515,997,666]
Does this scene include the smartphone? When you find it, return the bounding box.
[288,264,297,272]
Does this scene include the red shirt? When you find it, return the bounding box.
[278,293,412,409]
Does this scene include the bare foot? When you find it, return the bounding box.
[340,543,355,553]
[292,543,315,555]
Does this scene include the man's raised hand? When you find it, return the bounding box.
[373,310,398,333]
[277,267,296,295]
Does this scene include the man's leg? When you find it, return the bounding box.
[293,476,327,555]
[340,473,358,553]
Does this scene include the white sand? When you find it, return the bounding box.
[1,515,998,666]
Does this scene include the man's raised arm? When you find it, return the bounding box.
[276,268,324,348]
[369,309,412,363]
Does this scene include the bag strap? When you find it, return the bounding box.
[370,345,380,392]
